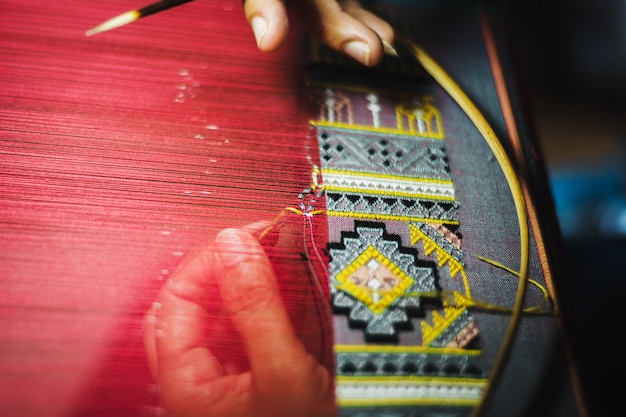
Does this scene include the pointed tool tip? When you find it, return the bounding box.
[85,27,100,37]
[84,10,141,37]
[383,41,399,58]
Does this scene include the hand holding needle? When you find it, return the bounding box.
[86,0,397,67]
[143,221,337,416]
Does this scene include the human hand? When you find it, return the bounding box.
[242,0,395,67]
[143,221,337,417]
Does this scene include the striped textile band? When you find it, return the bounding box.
[306,34,485,417]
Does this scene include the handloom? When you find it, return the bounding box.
[0,1,587,416]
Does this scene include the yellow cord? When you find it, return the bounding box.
[266,33,532,417]
[257,206,326,241]
[397,34,529,417]
[477,256,551,314]
[337,274,550,315]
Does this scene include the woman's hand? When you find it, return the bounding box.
[143,221,337,417]
[242,0,395,67]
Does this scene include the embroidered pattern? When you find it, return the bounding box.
[312,85,444,137]
[318,127,458,223]
[335,346,484,378]
[335,344,485,411]
[338,408,475,417]
[421,306,478,348]
[318,130,450,174]
[337,379,484,405]
[330,222,438,338]
[410,222,463,262]
[307,38,485,414]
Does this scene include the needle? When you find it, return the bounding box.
[86,0,196,36]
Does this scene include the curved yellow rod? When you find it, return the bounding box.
[397,34,529,417]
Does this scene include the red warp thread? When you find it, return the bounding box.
[0,0,327,415]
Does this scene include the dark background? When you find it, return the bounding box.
[502,0,626,415]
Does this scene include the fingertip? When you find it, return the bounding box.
[348,7,395,47]
[244,0,289,52]
[322,2,393,66]
[318,15,386,67]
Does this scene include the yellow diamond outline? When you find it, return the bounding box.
[336,245,414,314]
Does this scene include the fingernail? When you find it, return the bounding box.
[382,40,399,57]
[215,228,249,268]
[343,41,370,66]
[251,16,268,49]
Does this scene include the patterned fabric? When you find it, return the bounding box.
[306,36,487,415]
[0,1,585,416]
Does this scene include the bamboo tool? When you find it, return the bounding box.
[85,0,399,56]
[86,0,195,36]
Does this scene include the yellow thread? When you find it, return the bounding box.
[312,120,445,138]
[310,165,321,190]
[395,96,444,136]
[285,207,326,217]
[334,245,415,314]
[406,212,549,313]
[398,287,550,315]
[421,304,469,346]
[307,32,534,417]
[335,375,486,407]
[322,167,454,185]
[336,375,486,384]
[335,284,440,300]
[397,34,529,417]
[334,343,481,355]
[409,223,472,297]
[322,168,455,200]
[324,185,456,201]
[334,282,434,315]
[476,255,552,314]
[326,210,460,225]
[257,206,326,241]
[335,279,550,316]
[338,397,480,408]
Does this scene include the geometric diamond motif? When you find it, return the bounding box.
[330,221,439,341]
[336,245,414,314]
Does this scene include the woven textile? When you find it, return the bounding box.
[0,1,585,416]
[305,4,584,417]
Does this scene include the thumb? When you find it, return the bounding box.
[214,227,309,384]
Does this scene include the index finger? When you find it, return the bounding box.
[215,227,311,385]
